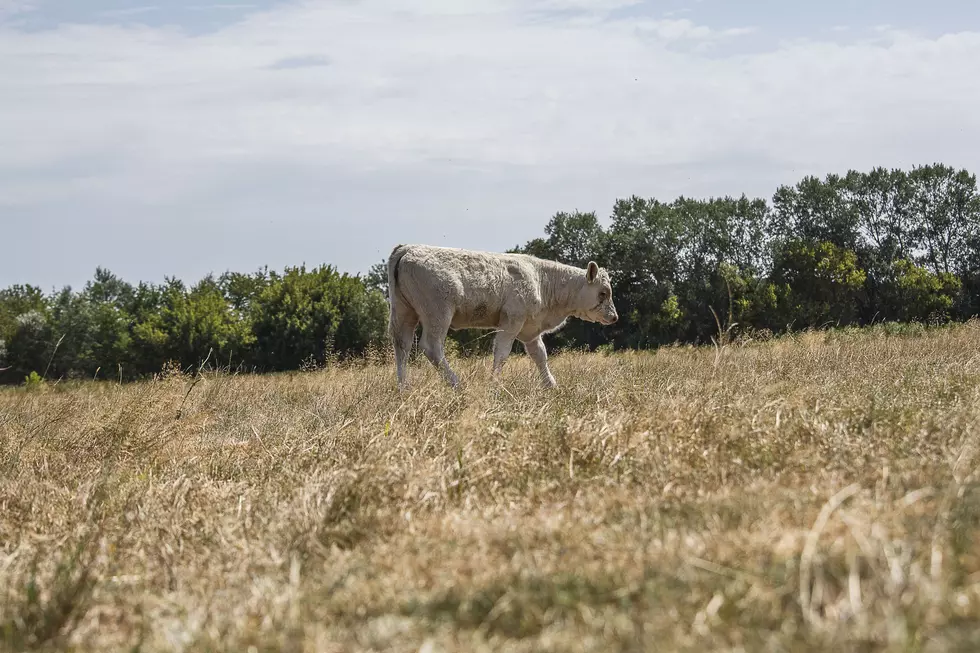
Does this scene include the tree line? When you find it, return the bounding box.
[1,163,978,384]
[499,163,980,354]
[0,265,388,384]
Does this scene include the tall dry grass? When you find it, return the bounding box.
[1,322,980,652]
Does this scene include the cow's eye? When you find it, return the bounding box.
[598,292,607,302]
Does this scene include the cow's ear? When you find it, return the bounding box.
[586,261,599,283]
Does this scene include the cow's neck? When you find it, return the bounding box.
[539,260,586,314]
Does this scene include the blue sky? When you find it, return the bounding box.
[5,1,280,34]
[8,0,979,38]
[2,0,979,291]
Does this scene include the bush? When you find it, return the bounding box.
[23,371,44,391]
[769,240,867,327]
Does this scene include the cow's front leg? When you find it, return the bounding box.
[524,336,557,389]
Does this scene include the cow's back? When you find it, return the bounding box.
[393,245,540,329]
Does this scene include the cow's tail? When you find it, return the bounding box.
[386,244,410,337]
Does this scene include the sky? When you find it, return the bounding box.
[1,0,979,291]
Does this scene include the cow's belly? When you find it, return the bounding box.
[450,303,502,330]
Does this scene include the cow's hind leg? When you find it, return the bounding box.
[419,319,460,388]
[392,319,418,390]
[390,299,418,390]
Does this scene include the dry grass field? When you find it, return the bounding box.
[2,322,980,652]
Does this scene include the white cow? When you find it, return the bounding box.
[385,243,618,389]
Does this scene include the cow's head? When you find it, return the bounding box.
[574,261,618,325]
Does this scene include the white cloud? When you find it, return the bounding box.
[0,0,979,286]
[533,0,642,11]
[631,18,755,42]
[99,7,161,19]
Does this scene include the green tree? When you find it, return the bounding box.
[3,310,53,380]
[541,210,606,267]
[600,197,686,348]
[905,164,980,276]
[84,269,135,377]
[127,282,169,375]
[333,280,389,357]
[28,271,137,380]
[84,267,134,309]
[772,173,861,252]
[364,261,389,298]
[0,284,48,344]
[878,259,962,323]
[769,240,867,328]
[675,195,768,280]
[670,196,771,342]
[844,167,914,262]
[157,276,255,370]
[219,268,270,314]
[45,286,98,379]
[250,265,386,371]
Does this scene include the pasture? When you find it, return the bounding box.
[2,322,980,652]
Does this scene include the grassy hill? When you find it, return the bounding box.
[2,322,980,651]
